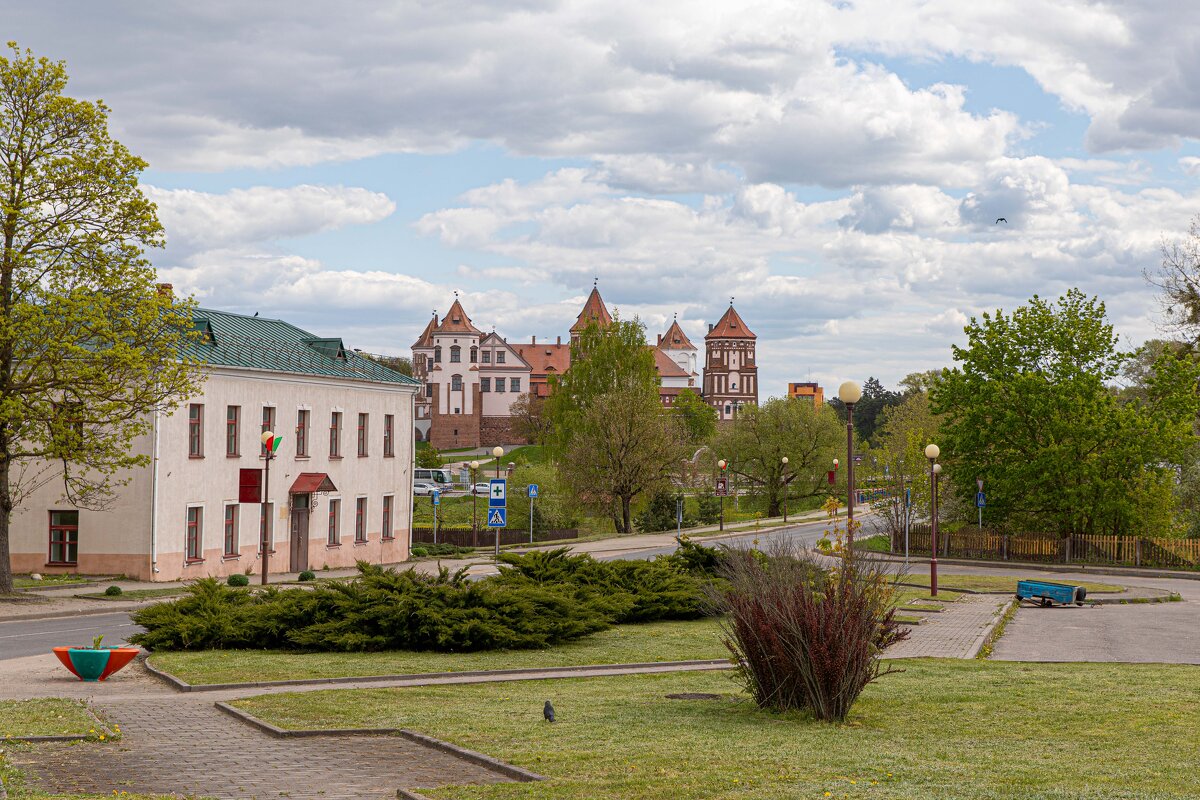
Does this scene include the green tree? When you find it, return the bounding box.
[829,377,901,444]
[509,391,550,445]
[931,290,1200,536]
[360,352,413,377]
[868,391,941,540]
[716,397,842,517]
[671,387,717,444]
[546,319,682,533]
[415,444,443,469]
[0,46,204,593]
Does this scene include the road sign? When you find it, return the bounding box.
[489,479,506,507]
[487,507,507,527]
[527,484,539,498]
[905,487,911,506]
[976,491,986,508]
[432,490,440,506]
[976,477,984,491]
[715,476,728,496]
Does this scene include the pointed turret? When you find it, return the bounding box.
[411,313,439,348]
[659,316,695,350]
[570,284,613,334]
[435,298,482,335]
[705,304,756,340]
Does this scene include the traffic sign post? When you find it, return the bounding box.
[527,484,538,544]
[904,483,911,564]
[432,490,440,544]
[489,478,507,556]
[976,478,985,529]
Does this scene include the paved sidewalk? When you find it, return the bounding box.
[885,594,1009,659]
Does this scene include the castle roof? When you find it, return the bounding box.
[658,318,695,350]
[411,314,438,348]
[651,347,690,378]
[435,299,482,335]
[705,304,756,340]
[570,286,613,332]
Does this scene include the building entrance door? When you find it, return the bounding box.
[289,494,310,573]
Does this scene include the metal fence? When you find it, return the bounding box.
[894,525,1200,569]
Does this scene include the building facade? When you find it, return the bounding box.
[788,382,825,407]
[413,287,758,446]
[9,308,420,582]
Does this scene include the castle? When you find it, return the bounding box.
[412,285,758,448]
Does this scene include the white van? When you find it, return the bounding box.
[413,468,453,486]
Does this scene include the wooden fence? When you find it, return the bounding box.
[894,525,1200,569]
[411,527,580,548]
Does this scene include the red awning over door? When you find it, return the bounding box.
[289,472,337,494]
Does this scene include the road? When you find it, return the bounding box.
[0,612,140,661]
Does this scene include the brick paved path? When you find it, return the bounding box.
[885,594,1009,659]
[10,696,505,799]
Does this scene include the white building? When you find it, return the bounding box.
[9,307,420,582]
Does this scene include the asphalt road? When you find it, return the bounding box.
[0,612,140,661]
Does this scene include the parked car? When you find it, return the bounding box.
[471,482,491,496]
[412,482,439,496]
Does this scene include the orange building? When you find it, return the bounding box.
[788,382,825,407]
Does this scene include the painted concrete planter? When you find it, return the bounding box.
[52,647,140,682]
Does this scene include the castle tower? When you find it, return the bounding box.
[569,282,613,345]
[410,312,439,442]
[703,302,757,420]
[427,297,483,449]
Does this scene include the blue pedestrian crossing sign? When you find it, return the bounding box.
[489,479,506,507]
[431,490,440,506]
[487,507,507,528]
[976,491,986,508]
[527,484,539,498]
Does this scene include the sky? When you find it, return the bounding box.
[10,1,1200,396]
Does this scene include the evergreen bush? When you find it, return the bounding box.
[104,584,123,596]
[696,490,722,524]
[298,570,316,582]
[227,574,249,587]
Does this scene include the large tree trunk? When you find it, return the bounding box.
[0,456,14,595]
[621,496,633,534]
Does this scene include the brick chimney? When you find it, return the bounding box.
[532,335,536,345]
[556,336,561,345]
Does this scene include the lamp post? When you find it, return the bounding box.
[492,445,504,558]
[258,430,277,586]
[838,381,862,551]
[470,460,480,537]
[781,456,789,523]
[925,443,940,596]
[717,459,727,532]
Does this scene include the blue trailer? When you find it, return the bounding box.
[1016,580,1087,607]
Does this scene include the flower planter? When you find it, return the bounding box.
[52,646,140,682]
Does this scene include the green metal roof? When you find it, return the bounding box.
[182,308,419,387]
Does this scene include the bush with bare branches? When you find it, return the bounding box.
[713,541,907,722]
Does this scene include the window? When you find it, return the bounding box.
[259,503,274,553]
[295,409,310,456]
[383,414,394,457]
[186,507,203,562]
[382,495,394,540]
[357,413,369,456]
[451,375,463,391]
[469,347,478,363]
[188,404,204,457]
[495,378,506,393]
[496,351,506,364]
[223,505,239,556]
[225,406,240,456]
[481,377,491,392]
[355,497,367,542]
[450,345,461,363]
[48,510,78,565]
[261,407,276,455]
[329,412,342,457]
[426,356,433,370]
[510,378,521,392]
[481,351,491,364]
[434,346,442,363]
[425,383,433,397]
[327,499,340,546]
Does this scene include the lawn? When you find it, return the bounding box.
[232,660,1200,800]
[14,574,92,589]
[896,573,1125,594]
[74,588,186,602]
[148,618,728,685]
[0,699,100,738]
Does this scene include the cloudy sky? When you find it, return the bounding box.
[12,1,1200,395]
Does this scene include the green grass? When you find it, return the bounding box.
[897,573,1125,594]
[232,660,1200,799]
[0,699,99,738]
[148,618,728,685]
[73,587,186,602]
[14,574,93,589]
[852,534,891,553]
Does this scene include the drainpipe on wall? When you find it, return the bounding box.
[150,410,161,575]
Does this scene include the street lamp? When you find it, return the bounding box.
[492,446,504,558]
[259,430,278,586]
[717,459,727,532]
[925,443,940,596]
[838,381,862,551]
[470,460,480,536]
[781,456,789,523]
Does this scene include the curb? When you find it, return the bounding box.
[0,601,160,623]
[968,598,1016,658]
[214,702,545,783]
[146,657,734,693]
[4,705,118,744]
[874,554,1200,582]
